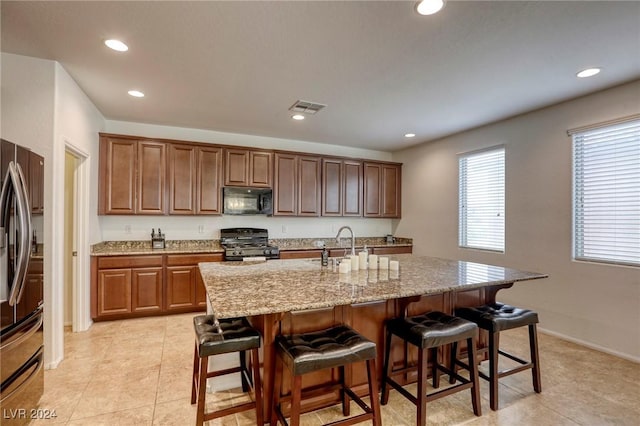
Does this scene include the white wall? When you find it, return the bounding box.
[393,80,640,361]
[100,120,396,241]
[1,53,57,365]
[1,53,105,367]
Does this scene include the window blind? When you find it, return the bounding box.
[573,119,640,266]
[459,147,505,252]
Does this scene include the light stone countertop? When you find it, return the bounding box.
[198,254,548,319]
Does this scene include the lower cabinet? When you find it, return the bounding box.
[91,253,222,321]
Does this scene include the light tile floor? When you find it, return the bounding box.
[33,313,639,425]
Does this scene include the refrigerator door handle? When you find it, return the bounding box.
[0,162,32,306]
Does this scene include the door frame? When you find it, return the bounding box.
[64,142,91,332]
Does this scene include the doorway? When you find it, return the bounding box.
[63,145,90,333]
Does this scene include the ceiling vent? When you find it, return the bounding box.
[288,100,327,115]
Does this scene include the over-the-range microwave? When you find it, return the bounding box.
[223,187,273,215]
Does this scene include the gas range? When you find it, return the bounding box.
[220,227,280,261]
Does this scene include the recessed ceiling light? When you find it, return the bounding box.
[404,133,416,138]
[105,39,128,52]
[576,68,601,78]
[415,0,445,16]
[292,114,305,120]
[128,90,144,98]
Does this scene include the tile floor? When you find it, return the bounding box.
[33,313,639,425]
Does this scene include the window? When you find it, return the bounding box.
[572,119,640,266]
[459,146,505,252]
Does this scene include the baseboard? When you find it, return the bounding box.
[538,327,640,363]
[45,356,62,370]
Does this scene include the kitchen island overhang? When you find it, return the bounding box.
[198,255,548,319]
[198,255,547,419]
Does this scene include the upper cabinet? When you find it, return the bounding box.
[99,136,168,215]
[322,159,362,217]
[168,144,223,215]
[273,153,321,216]
[364,162,401,218]
[98,133,401,218]
[224,148,272,188]
[29,151,45,215]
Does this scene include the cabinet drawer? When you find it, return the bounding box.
[166,253,223,266]
[97,255,163,269]
[279,250,322,260]
[371,246,412,255]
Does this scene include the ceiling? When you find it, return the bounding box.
[2,1,639,152]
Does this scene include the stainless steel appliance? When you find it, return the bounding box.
[223,187,273,215]
[220,228,280,261]
[0,139,44,425]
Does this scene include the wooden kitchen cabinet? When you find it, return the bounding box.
[364,162,401,218]
[165,254,222,312]
[165,143,224,215]
[370,246,412,255]
[224,148,272,188]
[197,146,223,214]
[131,268,163,313]
[92,255,164,320]
[98,135,167,215]
[274,153,321,216]
[321,159,362,217]
[29,151,44,214]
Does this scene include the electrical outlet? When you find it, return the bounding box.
[124,225,131,234]
[198,225,204,234]
[282,225,287,234]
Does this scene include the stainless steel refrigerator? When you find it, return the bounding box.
[0,139,44,424]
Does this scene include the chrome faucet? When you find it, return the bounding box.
[335,226,356,256]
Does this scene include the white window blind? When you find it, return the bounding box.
[573,119,640,266]
[459,147,505,252]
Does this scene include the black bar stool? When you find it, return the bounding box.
[381,311,481,426]
[455,302,541,410]
[191,315,263,426]
[270,324,382,426]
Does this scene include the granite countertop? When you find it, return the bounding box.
[198,254,548,319]
[90,237,412,256]
[91,240,224,256]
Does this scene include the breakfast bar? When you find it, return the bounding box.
[198,254,547,419]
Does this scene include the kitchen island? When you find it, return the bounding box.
[198,254,547,419]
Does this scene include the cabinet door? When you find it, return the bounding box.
[364,163,382,217]
[322,159,342,216]
[99,137,136,214]
[97,268,132,316]
[298,156,321,216]
[224,149,250,186]
[168,144,196,214]
[166,266,196,311]
[195,270,208,308]
[29,151,44,215]
[343,160,363,216]
[382,164,401,218]
[131,267,163,313]
[197,146,222,214]
[274,153,297,215]
[137,141,167,214]
[249,151,272,187]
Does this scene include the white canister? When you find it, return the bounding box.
[379,256,389,270]
[358,251,368,269]
[368,254,378,269]
[339,260,351,274]
[389,260,399,271]
[350,255,359,271]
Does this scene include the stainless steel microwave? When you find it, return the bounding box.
[223,187,273,215]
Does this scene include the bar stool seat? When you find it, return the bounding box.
[192,315,263,426]
[455,302,541,410]
[271,324,382,426]
[381,311,481,426]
